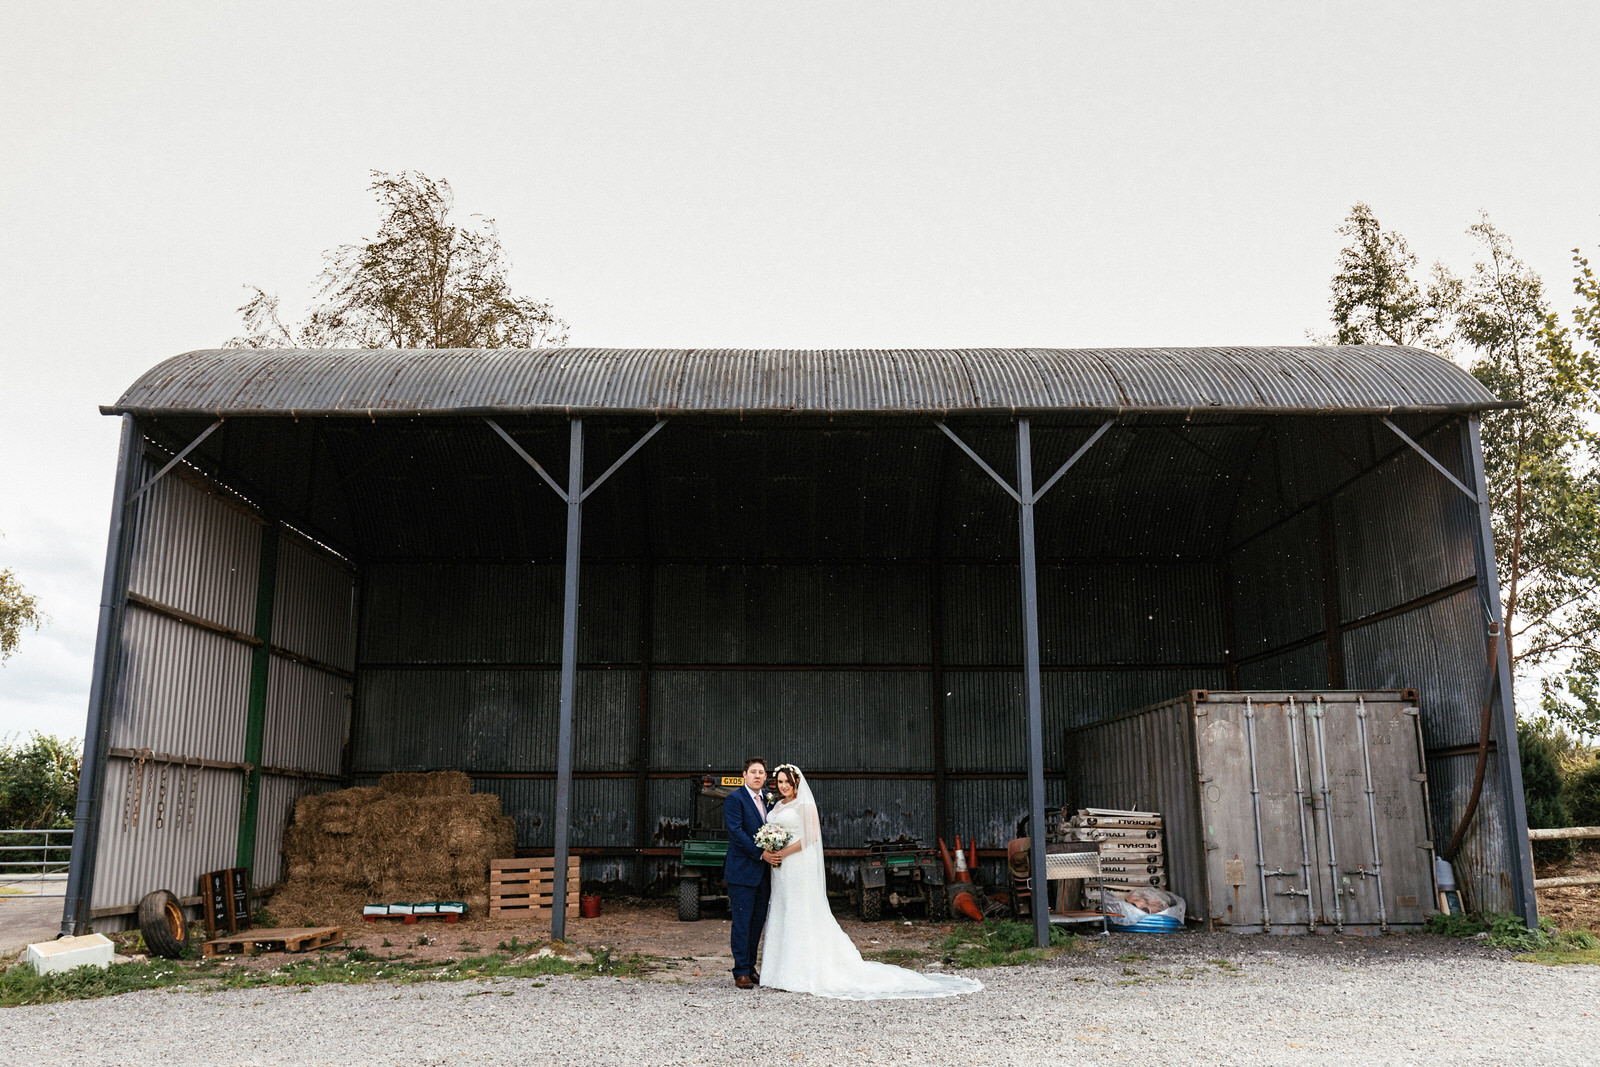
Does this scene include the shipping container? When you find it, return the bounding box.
[1067,690,1436,933]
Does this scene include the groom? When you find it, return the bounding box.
[723,757,772,989]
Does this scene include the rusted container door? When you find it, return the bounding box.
[1194,697,1320,933]
[1301,693,1434,931]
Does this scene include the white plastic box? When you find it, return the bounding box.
[26,934,115,975]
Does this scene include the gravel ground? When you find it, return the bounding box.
[6,934,1597,1065]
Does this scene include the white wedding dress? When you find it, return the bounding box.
[759,772,982,1000]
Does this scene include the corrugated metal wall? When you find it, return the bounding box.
[350,554,1225,884]
[1224,416,1516,912]
[89,451,354,924]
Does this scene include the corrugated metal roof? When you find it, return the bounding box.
[106,346,1509,417]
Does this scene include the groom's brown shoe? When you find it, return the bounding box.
[734,974,755,989]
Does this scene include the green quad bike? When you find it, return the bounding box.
[854,839,948,922]
[676,773,750,921]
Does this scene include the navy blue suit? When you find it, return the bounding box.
[723,788,771,978]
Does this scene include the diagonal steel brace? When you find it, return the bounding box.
[126,420,223,506]
[487,417,668,503]
[936,418,1113,504]
[1382,418,1479,503]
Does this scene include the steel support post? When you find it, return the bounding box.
[552,419,584,942]
[62,416,141,935]
[936,417,1111,949]
[1461,416,1537,926]
[1016,419,1051,950]
[485,416,665,940]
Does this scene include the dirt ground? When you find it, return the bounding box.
[1535,847,1600,934]
[191,893,946,975]
[190,888,1550,978]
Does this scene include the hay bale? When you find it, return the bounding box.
[273,774,517,923]
[378,771,472,797]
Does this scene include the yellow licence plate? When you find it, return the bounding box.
[719,776,744,787]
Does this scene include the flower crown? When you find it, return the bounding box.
[773,763,802,783]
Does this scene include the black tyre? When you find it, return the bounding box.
[926,886,950,921]
[677,877,701,922]
[138,889,190,959]
[860,886,884,922]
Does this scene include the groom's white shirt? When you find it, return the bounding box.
[746,786,766,820]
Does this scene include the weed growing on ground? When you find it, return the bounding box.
[862,948,925,966]
[938,920,1075,968]
[1425,911,1600,958]
[0,943,654,1008]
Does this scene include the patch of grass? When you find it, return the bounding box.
[0,959,199,1006]
[863,948,925,966]
[496,936,525,953]
[251,908,276,928]
[1513,945,1600,966]
[0,943,654,1007]
[1115,953,1150,963]
[1207,958,1242,973]
[456,941,482,953]
[938,920,1076,969]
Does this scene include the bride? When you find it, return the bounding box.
[758,764,982,1000]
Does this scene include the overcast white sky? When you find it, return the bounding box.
[2,2,1597,742]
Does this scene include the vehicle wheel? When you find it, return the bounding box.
[860,886,884,922]
[677,877,701,922]
[926,886,949,921]
[138,889,190,959]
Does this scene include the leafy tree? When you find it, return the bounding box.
[1324,202,1447,348]
[0,734,80,830]
[1322,210,1600,732]
[1434,220,1600,731]
[0,562,44,663]
[1517,720,1574,861]
[230,171,568,349]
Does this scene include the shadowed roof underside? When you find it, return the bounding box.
[106,346,1506,417]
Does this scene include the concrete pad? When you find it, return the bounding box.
[0,896,68,958]
[25,933,114,974]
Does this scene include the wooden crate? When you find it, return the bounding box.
[201,926,343,958]
[489,857,581,918]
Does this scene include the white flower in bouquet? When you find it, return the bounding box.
[753,824,792,852]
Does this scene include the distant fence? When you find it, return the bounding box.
[0,828,72,897]
[1528,826,1600,889]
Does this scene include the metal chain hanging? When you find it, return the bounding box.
[185,757,200,831]
[155,760,170,829]
[122,747,152,830]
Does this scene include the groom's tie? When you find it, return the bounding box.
[751,788,766,820]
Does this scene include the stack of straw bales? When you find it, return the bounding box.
[270,771,516,924]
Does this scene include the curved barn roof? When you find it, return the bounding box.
[106,346,1507,417]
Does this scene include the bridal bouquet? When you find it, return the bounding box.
[753,824,792,852]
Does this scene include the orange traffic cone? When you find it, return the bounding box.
[938,838,955,882]
[953,836,972,883]
[948,882,984,921]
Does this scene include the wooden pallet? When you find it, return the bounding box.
[201,926,343,958]
[489,857,580,918]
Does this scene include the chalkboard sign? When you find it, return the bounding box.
[200,868,252,935]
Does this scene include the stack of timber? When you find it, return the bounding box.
[1067,808,1166,906]
[269,771,516,925]
[489,857,581,919]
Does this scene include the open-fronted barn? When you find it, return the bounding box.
[63,346,1535,943]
